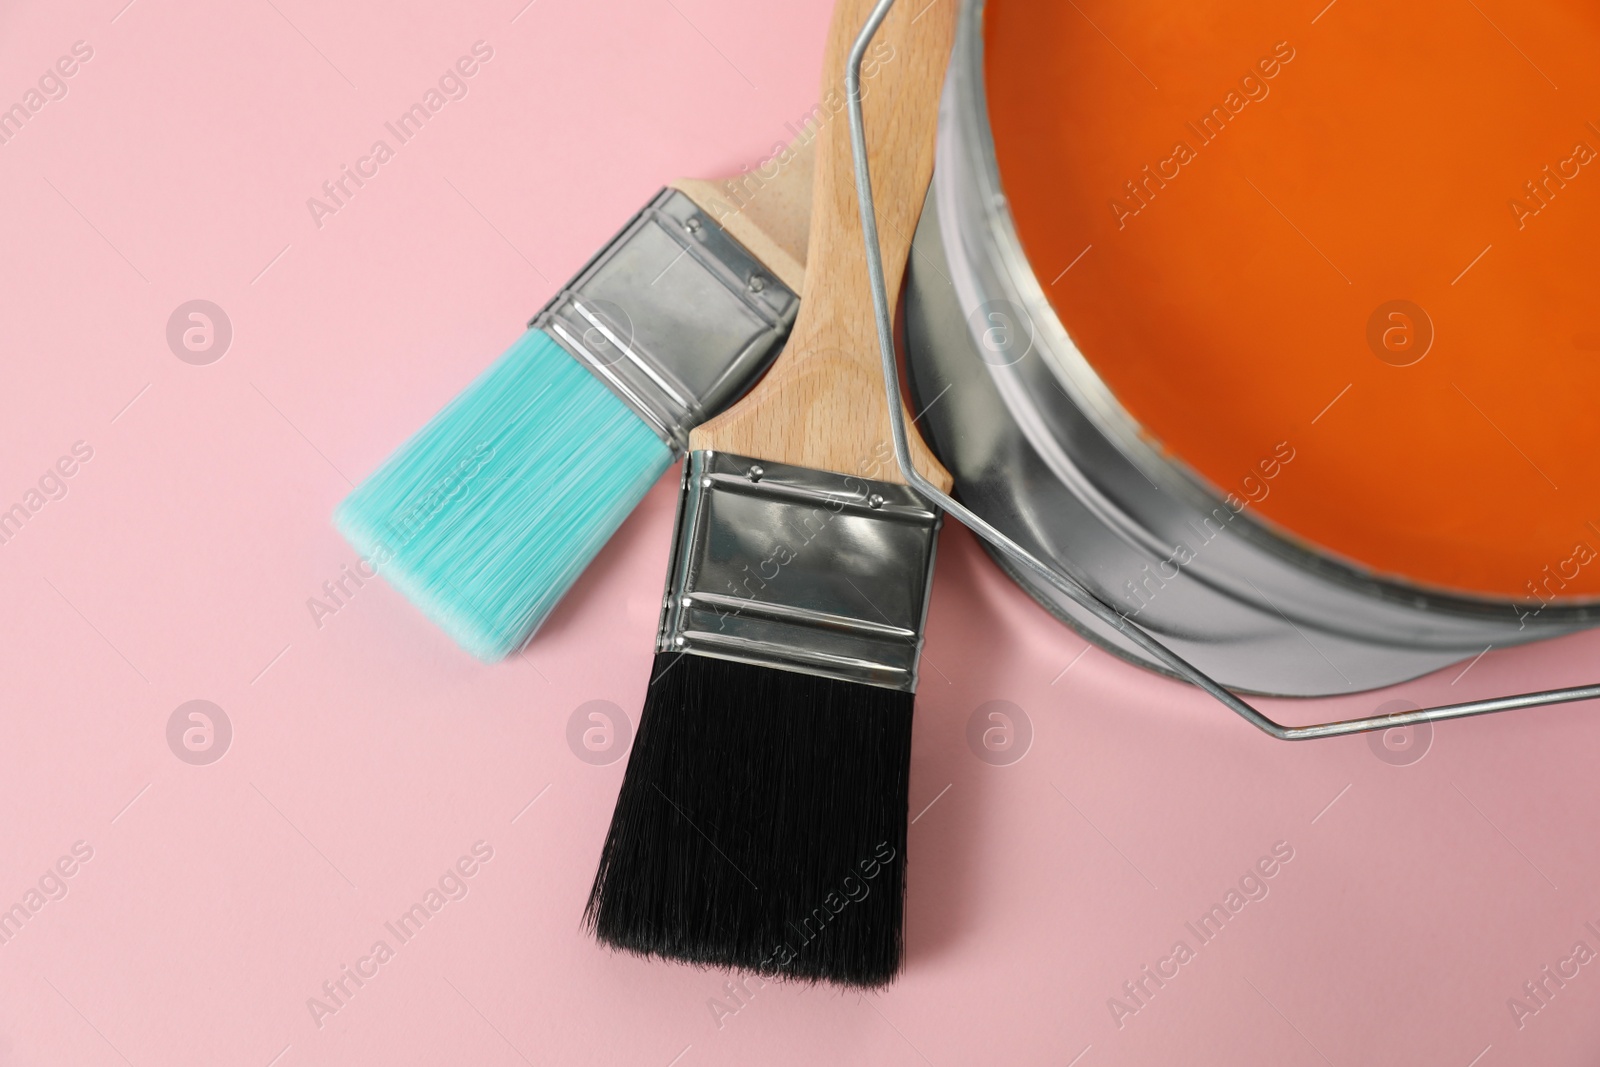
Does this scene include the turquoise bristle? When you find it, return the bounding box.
[335,329,673,660]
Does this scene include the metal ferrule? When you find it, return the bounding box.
[657,451,942,693]
[530,188,799,453]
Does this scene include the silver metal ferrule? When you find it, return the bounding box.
[530,188,800,453]
[657,450,942,692]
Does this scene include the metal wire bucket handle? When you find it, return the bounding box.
[844,0,1600,740]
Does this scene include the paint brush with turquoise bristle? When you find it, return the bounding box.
[335,143,817,660]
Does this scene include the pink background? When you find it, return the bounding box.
[4,0,1600,1064]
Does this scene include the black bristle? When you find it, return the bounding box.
[586,651,914,988]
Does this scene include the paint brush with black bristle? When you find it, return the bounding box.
[585,0,956,989]
[334,137,817,660]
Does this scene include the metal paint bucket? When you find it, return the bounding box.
[900,0,1600,696]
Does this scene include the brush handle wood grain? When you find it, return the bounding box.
[672,136,813,295]
[688,0,955,491]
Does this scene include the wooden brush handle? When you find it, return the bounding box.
[673,134,814,294]
[689,0,955,491]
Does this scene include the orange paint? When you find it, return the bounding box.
[986,0,1600,601]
